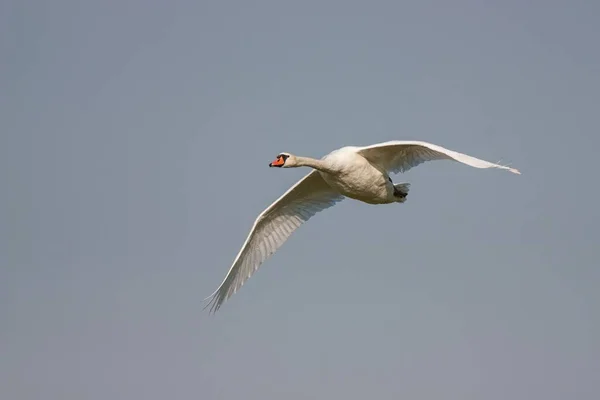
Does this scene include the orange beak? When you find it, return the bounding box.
[269,156,285,167]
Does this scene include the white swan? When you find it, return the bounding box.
[204,140,520,312]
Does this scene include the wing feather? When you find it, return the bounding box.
[357,140,520,175]
[204,170,344,313]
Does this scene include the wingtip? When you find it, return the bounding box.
[509,167,521,175]
[202,292,220,314]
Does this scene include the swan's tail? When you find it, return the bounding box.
[393,183,410,203]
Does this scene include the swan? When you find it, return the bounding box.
[204,140,520,312]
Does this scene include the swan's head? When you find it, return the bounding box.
[269,152,293,168]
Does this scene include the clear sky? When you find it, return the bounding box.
[2,1,599,399]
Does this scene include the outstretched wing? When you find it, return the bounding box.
[204,170,344,313]
[356,140,520,175]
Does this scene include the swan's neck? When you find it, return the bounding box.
[292,156,330,172]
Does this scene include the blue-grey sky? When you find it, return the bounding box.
[2,1,599,399]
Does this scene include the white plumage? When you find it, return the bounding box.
[204,140,520,312]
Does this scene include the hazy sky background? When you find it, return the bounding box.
[2,1,599,399]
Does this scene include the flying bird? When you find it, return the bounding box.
[204,140,520,312]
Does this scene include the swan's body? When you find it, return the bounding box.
[318,147,399,204]
[205,140,520,312]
